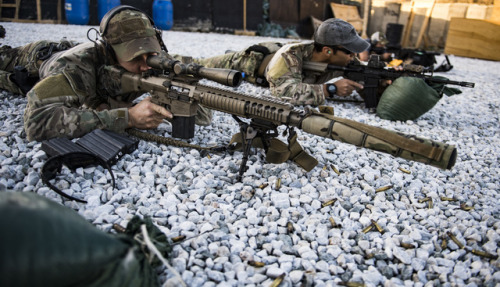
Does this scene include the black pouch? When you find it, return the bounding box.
[13,65,39,94]
[42,129,138,166]
[40,129,138,202]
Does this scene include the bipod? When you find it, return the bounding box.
[434,55,453,72]
[231,115,278,181]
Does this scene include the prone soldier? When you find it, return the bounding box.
[188,19,466,120]
[0,5,211,141]
[195,18,369,106]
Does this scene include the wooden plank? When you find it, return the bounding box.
[57,0,61,24]
[444,18,500,61]
[361,0,370,38]
[2,18,58,23]
[269,0,300,23]
[493,0,500,21]
[299,0,327,20]
[15,0,19,19]
[466,3,493,19]
[329,3,363,33]
[401,0,415,47]
[415,0,436,48]
[36,0,41,21]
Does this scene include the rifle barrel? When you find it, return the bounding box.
[302,61,475,88]
[425,77,475,88]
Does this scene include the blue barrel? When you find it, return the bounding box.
[64,0,89,25]
[153,0,173,30]
[98,0,121,23]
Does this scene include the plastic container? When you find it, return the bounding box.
[98,0,121,23]
[152,0,173,30]
[65,0,90,25]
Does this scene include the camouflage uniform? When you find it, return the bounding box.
[196,41,344,106]
[14,7,212,142]
[265,42,343,106]
[23,41,144,141]
[0,39,77,94]
[196,42,283,86]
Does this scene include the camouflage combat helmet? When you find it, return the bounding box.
[100,5,161,62]
[314,18,369,54]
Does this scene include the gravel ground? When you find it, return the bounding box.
[0,22,499,287]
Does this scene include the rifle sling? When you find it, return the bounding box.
[315,112,445,162]
[229,132,317,172]
[126,129,224,151]
[127,129,318,171]
[257,52,276,77]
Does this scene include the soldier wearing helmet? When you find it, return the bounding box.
[0,6,204,141]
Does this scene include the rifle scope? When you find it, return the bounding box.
[147,55,242,87]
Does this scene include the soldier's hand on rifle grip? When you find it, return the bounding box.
[330,79,364,97]
[127,97,173,129]
[380,79,393,88]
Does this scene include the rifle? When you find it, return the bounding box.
[303,55,475,111]
[106,55,457,180]
[381,46,454,72]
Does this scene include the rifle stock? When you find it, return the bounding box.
[108,55,457,176]
[303,55,475,110]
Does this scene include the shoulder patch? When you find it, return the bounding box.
[34,74,75,100]
[267,56,290,80]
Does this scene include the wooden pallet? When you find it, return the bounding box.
[444,18,500,61]
[330,3,364,35]
[0,0,61,23]
[0,0,20,21]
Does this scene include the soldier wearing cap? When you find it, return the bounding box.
[0,6,178,141]
[265,18,370,105]
[192,18,369,106]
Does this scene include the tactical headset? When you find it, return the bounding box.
[98,5,168,53]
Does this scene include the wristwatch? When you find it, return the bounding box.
[327,84,337,97]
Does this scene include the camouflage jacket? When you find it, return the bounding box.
[265,42,343,106]
[23,42,142,141]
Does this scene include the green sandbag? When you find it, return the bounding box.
[377,77,441,121]
[0,191,170,287]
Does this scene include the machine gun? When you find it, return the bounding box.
[303,55,475,112]
[106,55,457,180]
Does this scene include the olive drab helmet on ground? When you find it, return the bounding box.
[98,5,167,61]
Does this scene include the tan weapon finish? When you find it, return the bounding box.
[108,60,456,170]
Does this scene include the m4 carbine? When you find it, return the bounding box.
[303,55,475,111]
[106,55,457,179]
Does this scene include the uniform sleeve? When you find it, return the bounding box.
[23,74,129,141]
[265,51,327,106]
